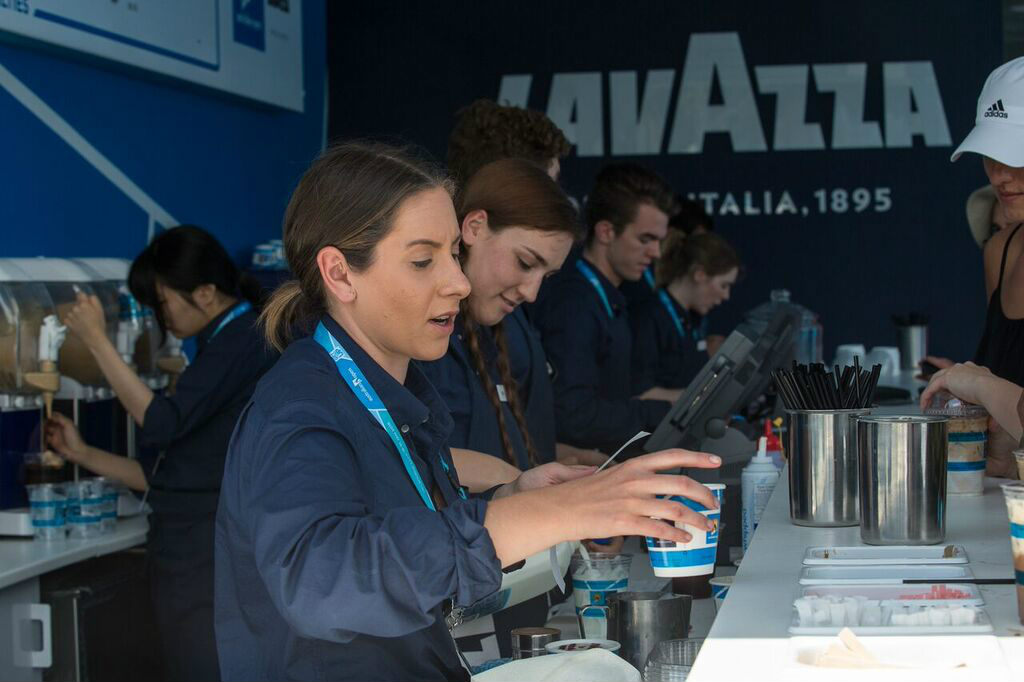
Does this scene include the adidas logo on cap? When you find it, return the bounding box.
[984,99,1009,119]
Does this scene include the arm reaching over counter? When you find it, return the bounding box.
[920,361,1024,442]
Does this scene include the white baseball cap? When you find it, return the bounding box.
[952,56,1024,167]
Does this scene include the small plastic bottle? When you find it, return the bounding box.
[741,436,780,551]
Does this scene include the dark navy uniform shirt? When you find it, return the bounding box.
[531,256,670,453]
[630,291,709,394]
[215,316,503,682]
[503,307,557,463]
[141,305,277,519]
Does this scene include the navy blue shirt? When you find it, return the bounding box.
[141,305,277,518]
[503,307,557,463]
[531,256,670,453]
[215,316,502,682]
[630,291,709,394]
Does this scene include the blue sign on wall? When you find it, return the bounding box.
[0,1,323,265]
[233,0,266,52]
[327,0,1001,363]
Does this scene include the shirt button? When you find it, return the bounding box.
[400,424,410,434]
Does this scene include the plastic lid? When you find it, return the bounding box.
[923,391,989,418]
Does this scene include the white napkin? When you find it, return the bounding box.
[474,649,640,682]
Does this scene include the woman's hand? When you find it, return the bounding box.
[62,292,109,350]
[556,448,721,545]
[919,362,994,410]
[44,413,89,464]
[492,462,597,499]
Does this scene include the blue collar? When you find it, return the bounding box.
[643,267,656,290]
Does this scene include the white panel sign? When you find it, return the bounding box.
[0,0,304,112]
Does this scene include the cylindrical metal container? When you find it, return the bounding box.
[510,627,560,659]
[787,409,872,527]
[857,415,948,545]
[607,592,691,672]
[897,324,928,371]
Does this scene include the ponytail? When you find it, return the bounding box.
[260,280,322,352]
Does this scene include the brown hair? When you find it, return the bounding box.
[262,142,452,350]
[669,197,714,235]
[584,162,678,245]
[656,232,741,288]
[457,159,580,467]
[447,99,570,185]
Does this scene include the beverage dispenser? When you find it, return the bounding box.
[0,267,70,534]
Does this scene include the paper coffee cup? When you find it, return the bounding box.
[646,483,725,577]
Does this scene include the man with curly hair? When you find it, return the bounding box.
[447,99,570,185]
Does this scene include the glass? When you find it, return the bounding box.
[1001,481,1024,625]
[643,638,704,682]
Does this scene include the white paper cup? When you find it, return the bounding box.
[710,575,733,612]
[646,483,725,577]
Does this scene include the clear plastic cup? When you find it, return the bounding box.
[643,638,704,682]
[1003,481,1024,625]
[570,552,632,639]
[66,480,104,539]
[646,484,725,577]
[1014,449,1024,482]
[27,483,66,540]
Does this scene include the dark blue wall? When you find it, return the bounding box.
[0,1,325,264]
[327,1,1001,363]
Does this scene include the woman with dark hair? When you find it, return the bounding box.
[215,142,721,681]
[630,232,740,394]
[45,225,278,682]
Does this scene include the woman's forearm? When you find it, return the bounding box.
[979,375,1024,441]
[450,448,520,493]
[77,446,148,491]
[89,338,154,425]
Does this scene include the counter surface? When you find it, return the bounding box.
[0,516,148,591]
[688,474,1022,680]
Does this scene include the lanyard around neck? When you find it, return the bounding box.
[314,322,465,510]
[576,260,614,319]
[643,267,656,291]
[209,301,253,340]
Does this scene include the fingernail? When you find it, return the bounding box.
[709,455,721,465]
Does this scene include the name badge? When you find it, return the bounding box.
[496,384,507,402]
[697,339,708,352]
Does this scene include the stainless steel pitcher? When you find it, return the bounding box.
[606,592,691,671]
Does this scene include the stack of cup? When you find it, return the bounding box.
[645,484,725,578]
[570,552,632,639]
[925,393,988,495]
[27,483,66,540]
[1003,482,1024,626]
[66,479,105,539]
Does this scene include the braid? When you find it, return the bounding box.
[493,322,539,468]
[460,308,521,467]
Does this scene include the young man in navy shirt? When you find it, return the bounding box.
[531,163,680,454]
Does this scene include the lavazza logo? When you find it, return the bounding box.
[497,32,953,156]
[984,100,1008,119]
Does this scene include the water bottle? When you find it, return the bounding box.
[741,437,780,551]
[744,289,822,364]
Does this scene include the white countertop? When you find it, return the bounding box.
[687,474,1022,681]
[0,516,148,590]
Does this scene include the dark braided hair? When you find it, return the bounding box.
[457,158,581,467]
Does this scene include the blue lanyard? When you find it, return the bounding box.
[657,290,706,343]
[210,301,253,340]
[313,322,464,511]
[576,260,614,319]
[643,267,656,291]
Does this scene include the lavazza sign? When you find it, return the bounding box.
[497,32,953,158]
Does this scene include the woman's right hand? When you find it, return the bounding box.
[44,413,89,464]
[919,361,994,410]
[557,448,721,544]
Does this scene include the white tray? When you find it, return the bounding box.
[788,608,994,635]
[799,565,974,585]
[803,545,968,565]
[800,583,984,606]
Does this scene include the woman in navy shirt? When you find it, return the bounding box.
[214,142,722,682]
[631,232,740,394]
[46,226,278,682]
